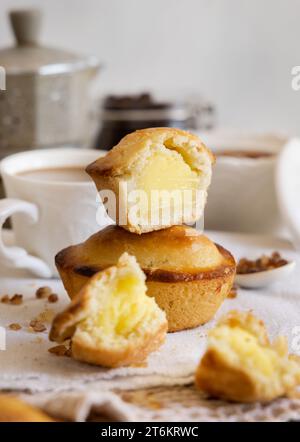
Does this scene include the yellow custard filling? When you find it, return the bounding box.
[210,325,278,377]
[132,148,200,227]
[77,256,161,344]
[136,149,198,194]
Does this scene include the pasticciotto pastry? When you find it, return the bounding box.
[0,395,54,422]
[50,253,167,367]
[87,127,214,234]
[195,310,300,403]
[55,225,236,332]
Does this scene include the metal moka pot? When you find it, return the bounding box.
[0,9,100,157]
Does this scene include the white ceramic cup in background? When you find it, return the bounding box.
[199,131,287,234]
[0,148,104,278]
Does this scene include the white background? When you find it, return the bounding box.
[1,0,300,135]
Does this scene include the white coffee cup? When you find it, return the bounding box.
[199,131,287,234]
[0,148,105,278]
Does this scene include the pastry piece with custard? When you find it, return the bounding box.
[195,310,300,403]
[50,253,167,367]
[55,225,236,332]
[87,127,214,234]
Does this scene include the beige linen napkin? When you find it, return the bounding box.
[0,231,300,421]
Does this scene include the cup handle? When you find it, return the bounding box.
[0,198,52,278]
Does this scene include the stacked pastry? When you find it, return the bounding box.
[50,128,236,367]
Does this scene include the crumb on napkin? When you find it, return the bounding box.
[48,344,71,357]
[8,323,22,331]
[1,294,23,305]
[29,319,46,333]
[48,294,58,303]
[35,286,52,299]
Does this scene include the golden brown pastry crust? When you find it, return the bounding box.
[55,225,236,332]
[71,323,167,368]
[196,350,261,403]
[146,272,234,332]
[87,127,215,177]
[55,225,231,281]
[0,395,53,422]
[87,128,215,234]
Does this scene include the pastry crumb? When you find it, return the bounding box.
[29,319,46,333]
[36,286,52,299]
[10,294,23,305]
[8,323,21,331]
[48,344,71,357]
[48,293,58,303]
[1,294,23,305]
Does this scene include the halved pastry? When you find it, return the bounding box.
[195,310,300,403]
[55,225,236,332]
[50,253,167,367]
[87,127,214,234]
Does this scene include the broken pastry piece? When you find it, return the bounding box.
[195,310,300,403]
[50,253,167,367]
[87,127,214,234]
